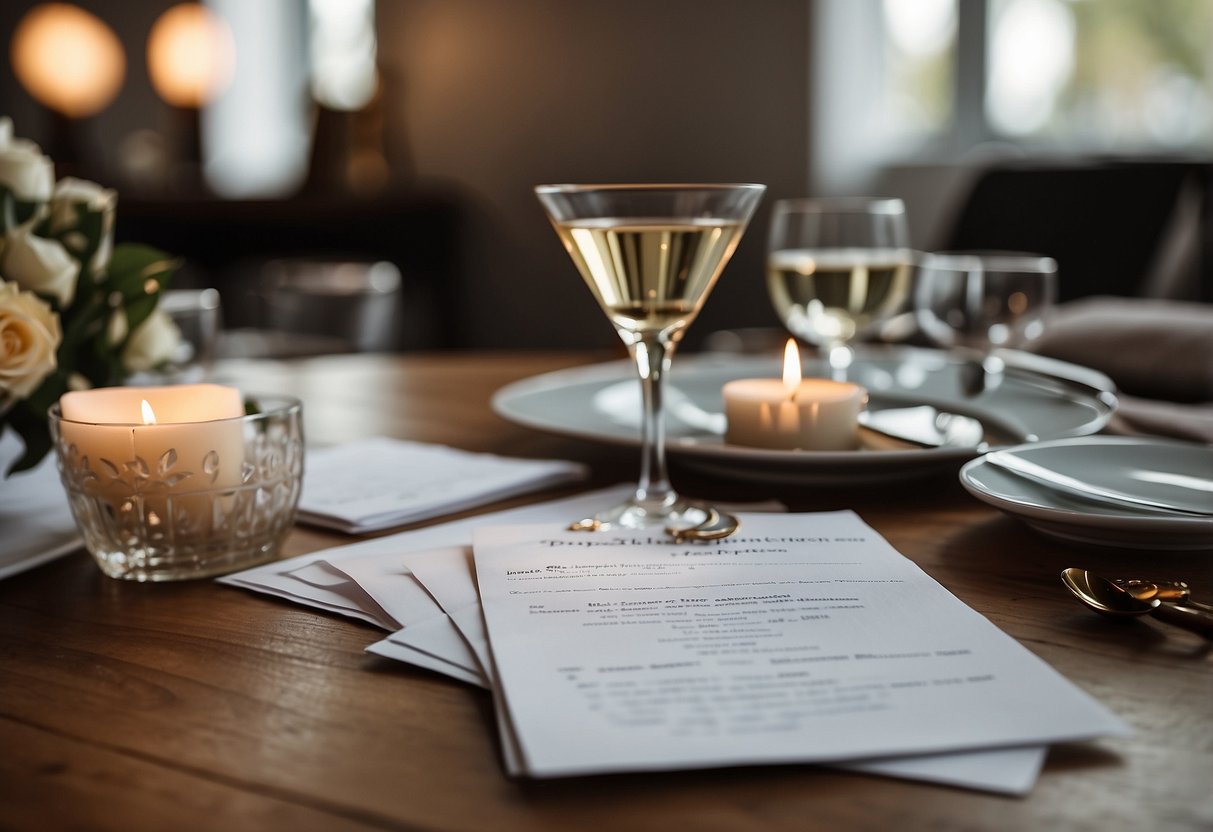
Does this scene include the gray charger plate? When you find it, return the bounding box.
[492,346,1117,485]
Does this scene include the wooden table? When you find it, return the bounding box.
[2,353,1210,831]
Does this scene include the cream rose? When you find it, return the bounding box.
[51,177,117,277]
[106,307,128,346]
[122,309,182,373]
[0,118,54,203]
[0,280,61,400]
[0,230,78,307]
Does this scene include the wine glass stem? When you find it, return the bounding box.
[827,343,853,382]
[630,334,676,510]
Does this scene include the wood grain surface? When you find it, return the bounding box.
[1,352,1210,832]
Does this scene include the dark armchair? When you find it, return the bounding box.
[936,159,1212,303]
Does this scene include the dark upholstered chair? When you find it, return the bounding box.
[936,160,1212,303]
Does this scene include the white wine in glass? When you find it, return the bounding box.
[536,184,765,533]
[766,199,911,380]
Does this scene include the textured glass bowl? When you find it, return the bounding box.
[49,395,304,581]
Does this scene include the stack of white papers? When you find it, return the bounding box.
[473,516,1127,778]
[221,488,1130,795]
[297,438,588,533]
[0,433,81,580]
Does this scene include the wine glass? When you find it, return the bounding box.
[914,251,1057,394]
[765,198,912,380]
[535,183,765,534]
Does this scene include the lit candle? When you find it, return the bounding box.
[57,384,246,532]
[722,340,867,450]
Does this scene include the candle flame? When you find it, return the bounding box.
[782,339,802,396]
[141,399,157,425]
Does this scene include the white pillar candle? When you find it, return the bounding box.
[723,341,867,450]
[57,384,246,532]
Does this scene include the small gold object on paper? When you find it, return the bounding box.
[666,508,740,543]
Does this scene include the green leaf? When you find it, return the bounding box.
[22,369,69,415]
[71,340,120,388]
[4,401,55,475]
[105,244,179,301]
[59,293,108,352]
[0,189,13,234]
[46,203,105,276]
[0,186,43,234]
[123,292,159,335]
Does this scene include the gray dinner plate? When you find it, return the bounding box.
[492,346,1118,485]
[960,437,1213,551]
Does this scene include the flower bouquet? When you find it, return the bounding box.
[0,118,181,474]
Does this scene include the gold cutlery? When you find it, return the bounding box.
[1113,578,1213,612]
[1060,568,1213,638]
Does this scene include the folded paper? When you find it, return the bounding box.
[297,437,588,533]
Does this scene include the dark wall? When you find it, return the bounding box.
[377,0,811,349]
[0,0,176,182]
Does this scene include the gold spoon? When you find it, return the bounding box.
[1114,578,1213,612]
[1060,568,1213,638]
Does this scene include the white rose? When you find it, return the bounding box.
[0,230,78,307]
[122,309,182,373]
[0,279,61,400]
[51,177,117,276]
[0,119,54,203]
[107,307,128,346]
[50,177,116,224]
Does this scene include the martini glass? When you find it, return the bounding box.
[535,183,765,534]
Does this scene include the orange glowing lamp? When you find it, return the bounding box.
[10,3,126,117]
[147,3,235,108]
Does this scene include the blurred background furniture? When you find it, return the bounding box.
[936,160,1213,303]
[113,191,462,353]
[258,259,402,353]
[3,0,1212,354]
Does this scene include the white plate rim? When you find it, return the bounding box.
[958,436,1213,533]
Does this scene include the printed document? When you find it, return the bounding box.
[473,512,1128,777]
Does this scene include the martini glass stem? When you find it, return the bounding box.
[631,334,677,511]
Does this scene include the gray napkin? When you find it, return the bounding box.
[1029,296,1213,444]
[1031,296,1213,404]
[0,434,81,579]
[1107,396,1213,445]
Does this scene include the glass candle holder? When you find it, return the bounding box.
[49,395,304,581]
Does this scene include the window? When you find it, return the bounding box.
[987,0,1213,149]
[882,0,957,144]
[812,0,1213,193]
